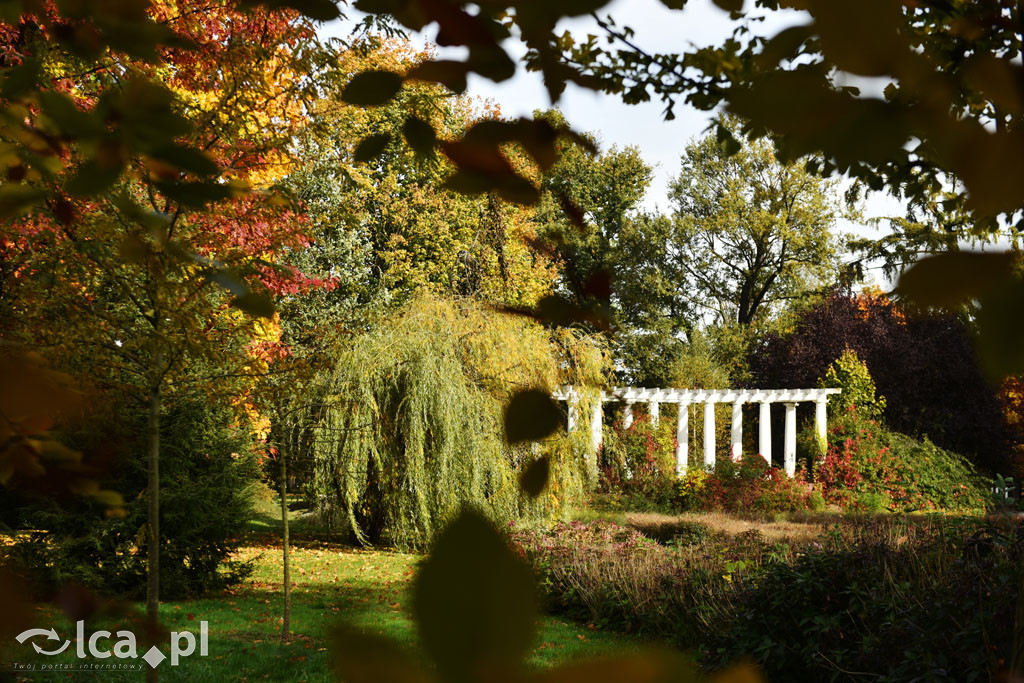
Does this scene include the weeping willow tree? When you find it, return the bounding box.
[307,294,607,548]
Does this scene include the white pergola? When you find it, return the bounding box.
[553,386,841,477]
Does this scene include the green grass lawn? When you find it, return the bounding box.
[6,497,641,681]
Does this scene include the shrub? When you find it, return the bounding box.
[9,400,258,600]
[704,517,1024,682]
[509,520,750,642]
[819,347,886,419]
[813,405,989,512]
[680,455,825,515]
[599,412,677,502]
[749,289,1010,473]
[514,517,1023,683]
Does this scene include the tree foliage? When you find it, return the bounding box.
[668,117,845,327]
[751,289,1012,473]
[306,295,606,548]
[819,348,886,420]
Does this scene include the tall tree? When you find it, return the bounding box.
[0,3,331,661]
[533,109,652,306]
[668,119,845,327]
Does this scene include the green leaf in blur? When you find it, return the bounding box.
[534,650,703,683]
[504,389,563,444]
[147,143,220,177]
[0,184,46,222]
[406,60,470,93]
[342,70,404,106]
[153,180,236,207]
[711,0,743,13]
[37,92,103,138]
[896,252,1017,309]
[412,508,537,683]
[402,116,436,156]
[230,292,276,319]
[66,158,124,196]
[354,133,392,162]
[0,57,41,99]
[519,456,551,498]
[975,275,1024,380]
[245,0,341,21]
[329,626,432,683]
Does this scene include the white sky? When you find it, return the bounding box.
[320,0,913,287]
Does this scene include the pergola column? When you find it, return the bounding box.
[589,399,602,472]
[623,401,634,429]
[676,402,689,475]
[730,401,743,462]
[567,393,577,433]
[758,401,772,465]
[783,401,797,477]
[815,398,828,456]
[650,401,660,427]
[703,401,716,470]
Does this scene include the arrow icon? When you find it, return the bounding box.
[16,628,70,655]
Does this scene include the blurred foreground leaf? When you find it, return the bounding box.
[504,389,563,443]
[413,509,537,683]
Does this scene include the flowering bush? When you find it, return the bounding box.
[814,405,989,512]
[598,412,677,500]
[680,455,825,514]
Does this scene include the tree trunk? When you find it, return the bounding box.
[145,357,162,683]
[280,448,291,643]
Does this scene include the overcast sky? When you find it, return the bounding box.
[320,0,909,286]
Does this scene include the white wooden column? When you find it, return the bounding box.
[676,402,689,475]
[783,402,797,477]
[567,393,577,433]
[650,401,660,427]
[623,401,634,429]
[758,401,772,465]
[703,401,716,470]
[730,401,743,462]
[814,398,828,455]
[589,399,602,463]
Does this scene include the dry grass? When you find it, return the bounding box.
[624,511,826,544]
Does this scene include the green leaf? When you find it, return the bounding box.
[153,180,236,206]
[148,143,220,177]
[354,133,392,162]
[0,184,45,222]
[209,270,250,297]
[230,292,276,318]
[534,649,701,683]
[66,160,123,196]
[37,91,103,138]
[504,389,563,443]
[328,627,429,683]
[0,57,41,99]
[975,276,1024,380]
[342,70,404,106]
[496,176,540,205]
[896,252,1016,309]
[406,60,469,93]
[244,0,342,21]
[412,509,537,682]
[402,116,436,156]
[712,0,743,12]
[519,456,551,498]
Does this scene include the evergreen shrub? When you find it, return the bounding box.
[10,400,258,599]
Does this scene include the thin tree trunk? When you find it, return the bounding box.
[145,356,162,683]
[280,448,291,643]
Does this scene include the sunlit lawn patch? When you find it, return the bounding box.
[9,539,640,681]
